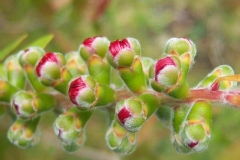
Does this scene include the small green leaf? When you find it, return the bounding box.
[0,34,28,62]
[24,34,54,49]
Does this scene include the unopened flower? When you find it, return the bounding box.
[53,107,92,146]
[36,52,66,86]
[18,47,45,67]
[150,56,180,92]
[7,118,40,148]
[116,94,160,132]
[79,36,110,60]
[68,75,116,110]
[107,38,141,68]
[106,119,137,155]
[164,37,196,61]
[12,91,56,119]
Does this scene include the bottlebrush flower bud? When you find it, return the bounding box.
[164,37,196,61]
[106,119,137,155]
[68,75,116,110]
[5,55,26,89]
[79,36,110,60]
[195,65,236,91]
[36,52,66,86]
[11,91,56,119]
[180,100,211,152]
[18,47,45,67]
[53,107,92,145]
[107,38,141,68]
[116,94,160,132]
[7,117,40,148]
[65,51,88,76]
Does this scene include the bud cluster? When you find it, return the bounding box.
[1,36,240,156]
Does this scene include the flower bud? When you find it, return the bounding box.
[149,56,189,98]
[106,119,137,155]
[36,52,65,86]
[180,100,211,152]
[65,51,88,76]
[116,94,160,132]
[5,55,26,89]
[68,75,116,110]
[107,38,141,68]
[53,107,92,145]
[196,65,236,91]
[12,91,56,119]
[36,52,72,94]
[7,117,40,148]
[18,47,45,67]
[164,37,196,62]
[79,36,110,60]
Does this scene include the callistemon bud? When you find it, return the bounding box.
[7,117,40,148]
[65,51,88,76]
[106,119,137,155]
[180,100,212,152]
[79,36,110,60]
[12,91,56,119]
[68,75,116,110]
[116,94,160,132]
[196,65,236,91]
[107,38,141,68]
[164,37,196,62]
[18,47,45,67]
[36,52,66,86]
[53,107,92,146]
[5,55,25,89]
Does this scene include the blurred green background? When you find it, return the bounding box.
[1,0,240,160]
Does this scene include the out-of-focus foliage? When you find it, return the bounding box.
[0,0,240,159]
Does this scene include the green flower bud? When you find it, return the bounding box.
[164,37,196,62]
[12,91,56,119]
[107,38,141,68]
[65,51,88,76]
[79,36,110,60]
[196,65,236,91]
[53,107,91,151]
[5,55,26,89]
[106,119,137,155]
[7,117,40,148]
[68,75,116,110]
[116,94,160,132]
[149,56,189,99]
[18,47,45,67]
[36,52,72,94]
[180,100,211,152]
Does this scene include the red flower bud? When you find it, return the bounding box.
[68,77,87,105]
[155,56,176,81]
[117,107,132,124]
[109,39,131,57]
[36,52,59,77]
